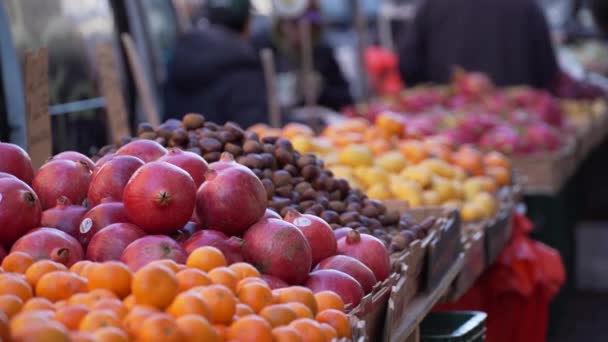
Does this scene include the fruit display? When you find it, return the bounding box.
[255,118,508,223]
[92,114,436,253]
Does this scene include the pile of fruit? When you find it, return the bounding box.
[252,118,509,223]
[0,139,401,340]
[343,71,595,155]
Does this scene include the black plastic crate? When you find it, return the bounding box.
[420,311,487,342]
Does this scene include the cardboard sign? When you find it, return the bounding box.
[24,49,51,170]
[96,43,130,143]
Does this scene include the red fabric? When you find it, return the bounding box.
[364,46,404,96]
[434,212,565,342]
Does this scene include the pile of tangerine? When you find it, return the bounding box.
[0,246,352,342]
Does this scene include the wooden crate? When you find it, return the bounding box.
[448,230,485,301]
[349,271,398,340]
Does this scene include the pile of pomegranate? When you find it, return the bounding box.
[0,141,392,307]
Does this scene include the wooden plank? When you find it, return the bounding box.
[24,49,51,170]
[96,43,130,143]
[390,254,465,342]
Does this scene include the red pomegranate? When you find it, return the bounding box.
[183,230,244,264]
[261,274,289,289]
[284,210,336,266]
[305,269,365,307]
[11,227,84,267]
[333,228,353,241]
[0,173,17,180]
[120,235,188,271]
[32,159,92,209]
[316,255,377,294]
[159,149,208,188]
[52,151,95,171]
[115,139,167,163]
[242,218,312,285]
[77,201,130,248]
[0,142,34,184]
[95,153,115,168]
[86,223,146,262]
[261,209,282,221]
[196,153,267,235]
[87,155,144,207]
[40,196,88,239]
[0,178,42,245]
[0,246,6,263]
[337,231,391,281]
[123,162,196,234]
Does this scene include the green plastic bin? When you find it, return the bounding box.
[420,311,487,342]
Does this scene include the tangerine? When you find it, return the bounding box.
[186,246,227,272]
[176,315,220,342]
[226,315,273,342]
[132,265,178,309]
[175,268,211,291]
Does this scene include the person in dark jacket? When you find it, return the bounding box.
[164,0,268,128]
[252,0,353,111]
[398,0,560,90]
[590,0,608,34]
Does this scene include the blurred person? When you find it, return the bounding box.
[252,0,353,111]
[164,0,268,128]
[398,0,560,90]
[590,0,608,34]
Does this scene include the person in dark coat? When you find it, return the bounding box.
[252,0,353,111]
[398,0,560,90]
[164,0,268,128]
[590,0,608,34]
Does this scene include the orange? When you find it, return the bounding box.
[11,320,69,342]
[229,262,261,280]
[454,147,484,176]
[314,291,345,312]
[78,309,121,332]
[166,291,210,318]
[320,323,338,340]
[186,246,226,272]
[369,139,392,155]
[483,151,511,169]
[176,268,211,291]
[69,331,97,342]
[1,252,35,273]
[36,271,87,302]
[54,304,89,330]
[132,265,178,309]
[213,324,227,340]
[0,273,32,301]
[235,303,255,317]
[376,112,404,137]
[10,310,55,336]
[147,259,181,273]
[68,293,94,307]
[0,294,23,318]
[122,306,159,338]
[69,260,93,275]
[92,298,128,320]
[289,318,325,342]
[193,284,236,324]
[93,326,129,342]
[79,262,97,279]
[138,313,183,342]
[55,300,68,309]
[25,259,67,287]
[236,277,267,293]
[176,315,220,342]
[208,266,238,293]
[485,166,511,187]
[123,294,136,310]
[285,302,314,319]
[238,281,273,313]
[275,286,318,315]
[0,311,8,341]
[315,309,352,338]
[259,304,298,327]
[227,315,273,342]
[272,326,303,342]
[21,297,55,312]
[86,261,132,299]
[398,140,428,164]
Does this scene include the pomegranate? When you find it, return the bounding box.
[182,230,244,264]
[52,151,95,171]
[261,209,281,221]
[305,270,364,307]
[120,235,188,271]
[0,173,17,180]
[337,231,391,281]
[86,223,146,262]
[196,153,267,235]
[0,142,34,184]
[95,153,115,168]
[77,201,130,247]
[123,162,196,234]
[159,149,208,188]
[316,255,377,294]
[0,178,42,245]
[261,274,289,289]
[524,123,561,152]
[333,228,353,241]
[0,246,6,263]
[284,210,336,266]
[242,218,312,285]
[40,196,88,238]
[87,155,144,207]
[115,139,167,163]
[11,227,84,267]
[32,159,92,209]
